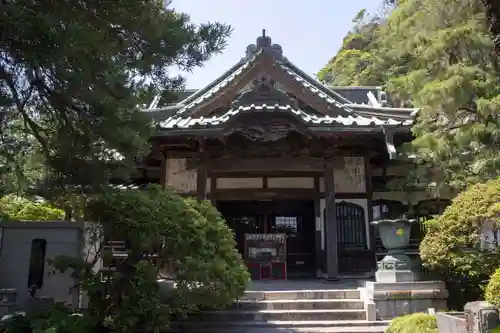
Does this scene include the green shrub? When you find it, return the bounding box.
[0,303,93,333]
[420,178,500,279]
[0,194,64,221]
[51,185,250,333]
[485,267,500,308]
[386,313,438,333]
[490,326,500,333]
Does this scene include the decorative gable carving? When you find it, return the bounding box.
[231,74,297,109]
[232,122,298,142]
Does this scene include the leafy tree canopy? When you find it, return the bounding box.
[316,5,389,86]
[0,194,64,221]
[419,178,500,278]
[318,0,500,190]
[0,0,231,194]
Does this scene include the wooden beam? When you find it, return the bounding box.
[159,150,168,188]
[165,150,197,158]
[206,157,325,173]
[196,142,208,201]
[212,188,317,201]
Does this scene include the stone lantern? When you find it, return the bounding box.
[363,217,448,320]
[370,218,416,282]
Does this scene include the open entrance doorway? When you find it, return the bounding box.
[217,200,316,279]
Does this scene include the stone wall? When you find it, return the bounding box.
[0,221,83,315]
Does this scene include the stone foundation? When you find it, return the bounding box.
[362,281,448,320]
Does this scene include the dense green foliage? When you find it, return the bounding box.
[485,267,500,307]
[386,313,438,333]
[0,194,64,221]
[0,303,93,333]
[0,1,231,194]
[319,0,500,190]
[482,0,500,57]
[420,179,500,278]
[48,185,249,333]
[317,6,389,86]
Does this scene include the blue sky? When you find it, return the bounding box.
[170,0,381,89]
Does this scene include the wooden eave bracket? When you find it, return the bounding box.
[382,126,397,160]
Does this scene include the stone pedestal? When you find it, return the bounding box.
[366,218,448,320]
[0,288,17,318]
[362,281,448,320]
[375,270,415,283]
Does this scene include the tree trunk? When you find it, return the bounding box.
[482,0,500,58]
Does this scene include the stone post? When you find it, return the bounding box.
[464,301,499,333]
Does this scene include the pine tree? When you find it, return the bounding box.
[319,0,500,190]
[0,0,231,192]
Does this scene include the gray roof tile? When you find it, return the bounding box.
[332,86,381,105]
[175,51,264,116]
[279,62,353,109]
[157,104,412,130]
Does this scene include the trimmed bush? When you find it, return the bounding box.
[420,178,500,279]
[386,313,438,333]
[0,194,64,221]
[51,185,249,333]
[485,267,500,308]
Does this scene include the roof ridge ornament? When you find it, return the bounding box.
[245,29,283,60]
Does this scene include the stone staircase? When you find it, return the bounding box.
[172,288,389,333]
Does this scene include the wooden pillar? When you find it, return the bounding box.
[314,177,324,276]
[209,177,217,205]
[196,142,208,201]
[159,150,168,188]
[323,160,339,280]
[365,154,375,250]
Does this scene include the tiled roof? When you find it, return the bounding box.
[174,51,264,116]
[158,104,413,130]
[146,31,417,133]
[332,86,383,105]
[146,86,386,109]
[279,62,353,109]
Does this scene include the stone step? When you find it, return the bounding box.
[171,326,386,333]
[171,320,389,333]
[280,327,387,333]
[188,309,366,322]
[232,299,365,310]
[241,289,361,301]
